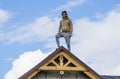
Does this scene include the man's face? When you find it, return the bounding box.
[62,13,67,18]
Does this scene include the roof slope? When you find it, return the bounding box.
[102,75,120,79]
[19,46,102,79]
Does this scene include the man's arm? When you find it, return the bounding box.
[69,19,73,34]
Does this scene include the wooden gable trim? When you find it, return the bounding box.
[19,46,102,79]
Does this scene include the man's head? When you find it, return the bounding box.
[61,11,68,18]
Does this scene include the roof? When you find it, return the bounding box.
[19,46,120,79]
[102,75,120,79]
[19,46,102,79]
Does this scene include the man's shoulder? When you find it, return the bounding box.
[68,17,72,20]
[67,17,71,20]
[66,17,72,21]
[61,17,71,20]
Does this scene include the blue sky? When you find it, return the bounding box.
[0,0,120,79]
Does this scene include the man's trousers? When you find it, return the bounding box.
[55,32,71,51]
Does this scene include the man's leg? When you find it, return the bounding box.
[64,33,71,51]
[55,32,63,47]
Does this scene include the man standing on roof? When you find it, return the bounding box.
[55,11,73,51]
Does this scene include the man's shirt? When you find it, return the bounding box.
[58,17,73,34]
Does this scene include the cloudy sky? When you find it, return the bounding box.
[0,0,120,79]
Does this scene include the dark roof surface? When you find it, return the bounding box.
[101,75,120,79]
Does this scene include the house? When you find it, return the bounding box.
[19,46,120,79]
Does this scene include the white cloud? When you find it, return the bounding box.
[4,49,50,79]
[1,16,60,44]
[4,57,13,61]
[114,65,120,75]
[51,0,85,13]
[94,12,105,20]
[0,9,10,23]
[56,0,84,11]
[71,9,120,75]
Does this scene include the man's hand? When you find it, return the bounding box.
[58,32,61,34]
[69,33,73,37]
[69,31,72,37]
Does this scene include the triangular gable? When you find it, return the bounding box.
[19,46,102,79]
